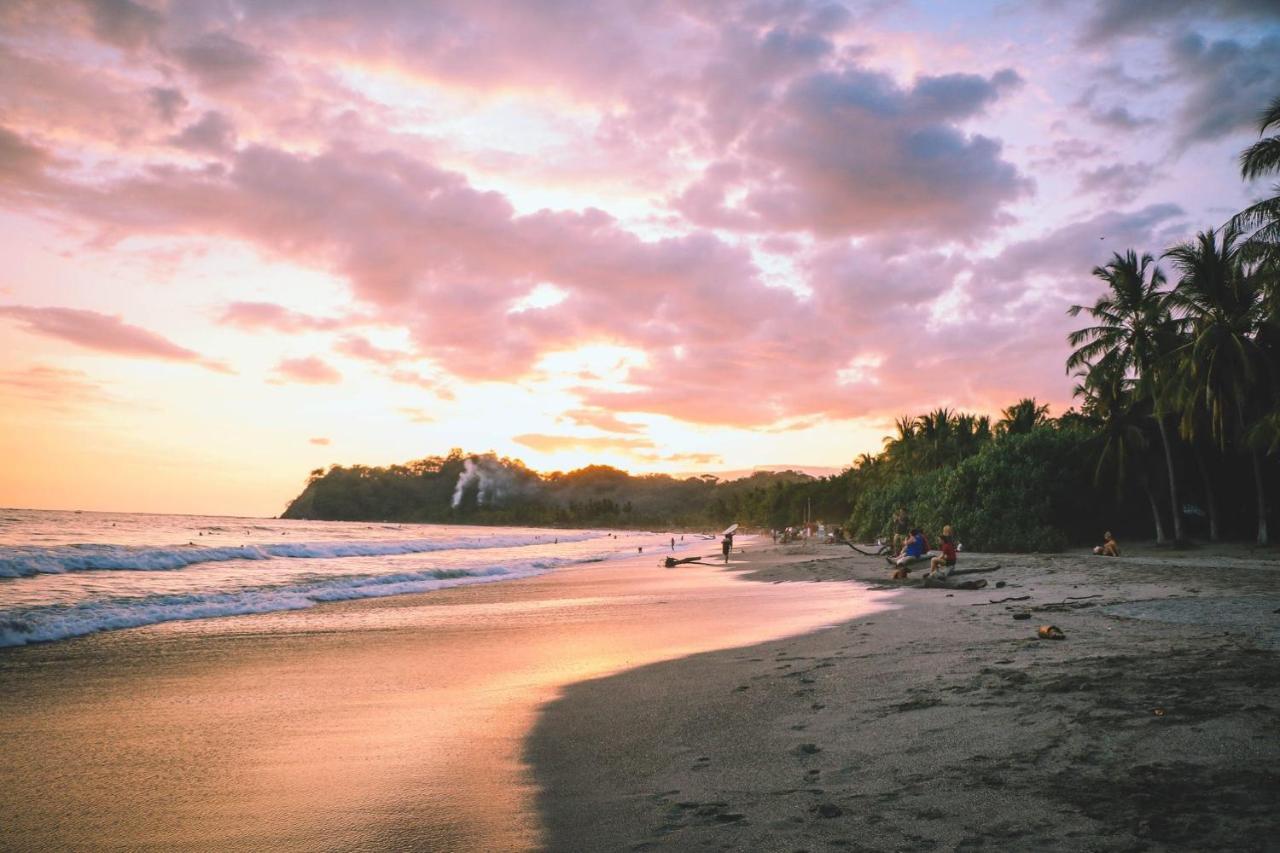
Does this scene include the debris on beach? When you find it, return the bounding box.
[810,802,843,819]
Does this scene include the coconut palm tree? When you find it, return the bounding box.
[1068,250,1186,543]
[1165,224,1271,544]
[996,398,1050,436]
[1235,94,1280,265]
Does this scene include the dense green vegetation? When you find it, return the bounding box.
[284,95,1280,551]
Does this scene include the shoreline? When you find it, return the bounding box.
[526,543,1280,851]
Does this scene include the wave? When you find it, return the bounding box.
[0,533,597,578]
[0,559,564,647]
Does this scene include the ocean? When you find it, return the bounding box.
[0,508,699,647]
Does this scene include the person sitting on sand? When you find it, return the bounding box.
[889,528,929,578]
[1093,531,1120,557]
[928,525,959,579]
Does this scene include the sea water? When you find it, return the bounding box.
[0,509,701,647]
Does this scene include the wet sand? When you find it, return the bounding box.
[528,543,1280,852]
[0,544,886,851]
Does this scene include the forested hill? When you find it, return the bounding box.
[281,451,845,531]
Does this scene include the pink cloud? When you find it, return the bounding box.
[217,301,346,332]
[0,0,1245,439]
[513,434,655,454]
[308,436,330,445]
[334,335,409,365]
[0,365,119,409]
[272,356,342,384]
[635,451,723,465]
[562,408,645,435]
[0,305,233,373]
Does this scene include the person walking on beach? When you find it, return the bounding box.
[721,531,734,563]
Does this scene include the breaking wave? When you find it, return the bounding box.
[0,559,562,647]
[0,533,596,578]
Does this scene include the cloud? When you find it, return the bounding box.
[334,335,409,365]
[0,305,232,372]
[217,301,346,332]
[399,406,434,423]
[1089,105,1156,131]
[1028,138,1109,171]
[272,356,342,384]
[1077,162,1162,204]
[562,408,646,434]
[73,0,163,51]
[170,110,236,155]
[512,433,655,454]
[147,86,187,124]
[173,31,271,90]
[1168,32,1280,146]
[969,203,1187,298]
[1077,0,1280,43]
[638,451,723,465]
[0,364,119,409]
[308,436,330,445]
[1073,85,1155,132]
[0,126,52,186]
[673,66,1030,239]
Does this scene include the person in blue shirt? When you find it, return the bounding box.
[889,528,929,578]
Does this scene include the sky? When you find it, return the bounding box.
[1,0,1279,517]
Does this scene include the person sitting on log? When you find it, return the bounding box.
[927,525,959,579]
[889,528,929,578]
[1093,530,1120,557]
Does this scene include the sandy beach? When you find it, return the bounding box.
[2,538,1277,851]
[529,542,1280,852]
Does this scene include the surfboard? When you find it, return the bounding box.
[721,523,739,536]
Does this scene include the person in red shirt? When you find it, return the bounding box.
[928,525,958,579]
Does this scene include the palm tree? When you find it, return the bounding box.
[1075,368,1167,542]
[1165,224,1271,544]
[883,415,919,469]
[915,408,955,468]
[1235,94,1280,266]
[1068,250,1185,543]
[996,398,1050,435]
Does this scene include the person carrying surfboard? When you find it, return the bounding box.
[720,523,737,563]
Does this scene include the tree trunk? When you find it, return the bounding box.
[1194,447,1220,542]
[1154,415,1185,544]
[1141,475,1167,544]
[1251,449,1269,546]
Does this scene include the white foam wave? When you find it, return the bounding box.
[0,559,565,647]
[0,533,596,578]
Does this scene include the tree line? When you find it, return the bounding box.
[1066,94,1280,545]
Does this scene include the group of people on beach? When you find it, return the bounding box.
[885,507,958,580]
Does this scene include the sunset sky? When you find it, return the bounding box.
[2,0,1278,516]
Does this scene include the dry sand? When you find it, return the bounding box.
[527,542,1280,852]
